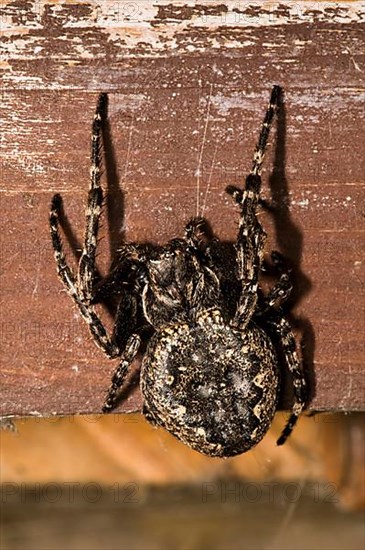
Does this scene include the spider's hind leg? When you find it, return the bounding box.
[102,333,141,412]
[262,309,307,445]
[256,249,305,444]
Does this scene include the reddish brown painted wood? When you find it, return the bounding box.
[1,1,364,417]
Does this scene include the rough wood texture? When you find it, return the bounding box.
[1,1,364,417]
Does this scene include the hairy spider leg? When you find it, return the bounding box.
[184,216,220,275]
[227,183,265,330]
[50,194,119,358]
[267,314,307,445]
[182,218,224,316]
[102,333,141,412]
[184,217,207,249]
[251,85,280,177]
[50,94,120,358]
[228,87,305,441]
[255,266,307,444]
[252,89,306,444]
[262,252,293,311]
[226,86,280,328]
[49,194,78,296]
[264,274,292,309]
[77,93,107,303]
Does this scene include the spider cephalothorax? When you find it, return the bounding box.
[50,86,307,457]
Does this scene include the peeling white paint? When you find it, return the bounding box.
[1,1,364,60]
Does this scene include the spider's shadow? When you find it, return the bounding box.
[267,89,315,407]
[103,100,126,270]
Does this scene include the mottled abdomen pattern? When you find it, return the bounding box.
[141,310,279,457]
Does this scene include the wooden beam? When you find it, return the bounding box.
[1,1,364,417]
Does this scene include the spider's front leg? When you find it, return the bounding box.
[49,94,119,359]
[227,86,280,329]
[184,217,211,250]
[77,93,106,304]
[226,176,266,329]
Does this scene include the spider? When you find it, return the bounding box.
[50,86,307,457]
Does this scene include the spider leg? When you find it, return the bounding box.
[112,289,139,349]
[182,218,223,315]
[185,217,222,273]
[251,85,280,177]
[50,94,121,358]
[102,333,141,412]
[264,273,292,309]
[184,217,208,249]
[227,86,280,329]
[77,93,106,303]
[50,194,78,296]
[92,243,148,304]
[260,251,292,311]
[226,183,266,329]
[50,194,120,358]
[266,314,307,445]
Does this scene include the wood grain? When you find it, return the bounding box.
[1,1,364,417]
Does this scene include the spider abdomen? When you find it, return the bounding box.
[141,310,280,457]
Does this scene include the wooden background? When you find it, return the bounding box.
[1,1,364,417]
